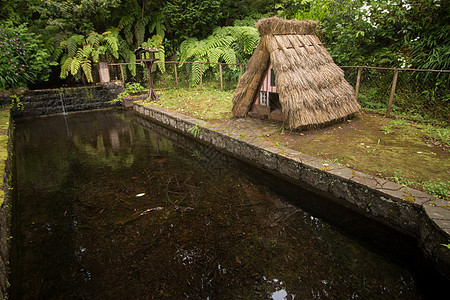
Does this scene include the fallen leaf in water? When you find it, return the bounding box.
[139,207,163,216]
[136,193,145,197]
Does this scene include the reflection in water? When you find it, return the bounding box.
[12,110,429,299]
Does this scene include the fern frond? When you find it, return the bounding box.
[80,60,93,82]
[52,46,64,62]
[67,34,85,57]
[149,13,166,39]
[44,36,55,54]
[135,17,150,46]
[54,33,67,47]
[106,27,120,37]
[86,32,101,46]
[155,49,165,72]
[207,48,223,64]
[151,34,163,46]
[205,35,235,52]
[190,61,202,86]
[118,15,135,31]
[118,36,129,51]
[91,49,99,63]
[237,26,260,55]
[221,48,237,70]
[70,56,81,76]
[179,38,199,63]
[75,48,84,60]
[103,35,119,59]
[127,52,136,76]
[81,45,93,59]
[60,56,72,79]
[124,21,134,45]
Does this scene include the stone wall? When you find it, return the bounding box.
[0,114,14,299]
[0,83,123,117]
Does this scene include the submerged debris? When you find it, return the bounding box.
[139,207,164,216]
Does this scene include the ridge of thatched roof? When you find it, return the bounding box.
[232,17,360,129]
[256,17,318,36]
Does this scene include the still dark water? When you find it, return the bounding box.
[12,110,430,299]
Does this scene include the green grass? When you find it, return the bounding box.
[146,87,234,121]
[381,118,449,149]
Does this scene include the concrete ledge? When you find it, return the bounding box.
[133,102,450,278]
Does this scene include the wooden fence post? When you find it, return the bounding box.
[120,64,125,84]
[174,62,179,89]
[386,69,399,117]
[355,67,362,100]
[200,62,203,91]
[219,63,223,92]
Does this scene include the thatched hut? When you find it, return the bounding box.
[232,17,360,129]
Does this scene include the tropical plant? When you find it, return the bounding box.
[59,29,120,82]
[179,25,259,85]
[118,11,166,47]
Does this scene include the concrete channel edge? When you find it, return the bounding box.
[133,102,450,278]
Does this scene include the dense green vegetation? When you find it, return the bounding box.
[1,0,448,88]
[1,0,448,121]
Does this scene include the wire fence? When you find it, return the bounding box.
[108,61,247,92]
[109,61,449,124]
[342,66,449,124]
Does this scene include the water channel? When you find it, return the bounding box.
[11,110,442,299]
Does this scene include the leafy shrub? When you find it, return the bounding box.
[0,22,51,90]
[111,82,145,104]
[125,82,145,94]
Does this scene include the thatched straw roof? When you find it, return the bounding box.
[232,17,360,129]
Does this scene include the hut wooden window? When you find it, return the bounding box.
[259,91,267,106]
[270,69,276,87]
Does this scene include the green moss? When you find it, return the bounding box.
[271,113,449,200]
[0,108,10,206]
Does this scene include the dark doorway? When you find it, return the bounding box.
[269,92,281,113]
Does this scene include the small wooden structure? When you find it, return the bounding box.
[232,17,360,129]
[250,63,283,121]
[134,47,159,101]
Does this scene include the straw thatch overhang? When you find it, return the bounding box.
[232,17,360,129]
